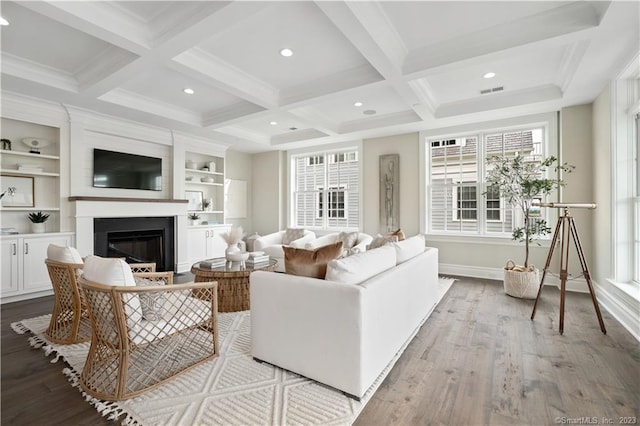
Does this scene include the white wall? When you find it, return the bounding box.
[224,150,253,233]
[362,132,420,237]
[560,103,594,276]
[251,151,283,235]
[591,86,612,286]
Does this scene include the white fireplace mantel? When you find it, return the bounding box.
[70,197,190,273]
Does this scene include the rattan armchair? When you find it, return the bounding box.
[45,259,92,344]
[45,255,167,345]
[78,270,218,400]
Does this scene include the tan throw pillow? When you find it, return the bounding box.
[367,234,398,250]
[283,241,344,279]
[282,228,305,245]
[338,231,359,249]
[387,228,406,241]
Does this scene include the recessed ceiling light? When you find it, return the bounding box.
[270,121,278,126]
[280,48,293,57]
[483,72,496,79]
[183,88,195,95]
[0,17,9,26]
[354,102,363,107]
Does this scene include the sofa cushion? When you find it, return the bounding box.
[392,234,425,264]
[284,241,344,279]
[282,228,305,245]
[366,234,398,250]
[387,228,406,241]
[83,255,143,324]
[47,244,83,264]
[325,245,396,285]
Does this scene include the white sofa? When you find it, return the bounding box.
[253,229,316,272]
[305,232,373,255]
[250,237,450,399]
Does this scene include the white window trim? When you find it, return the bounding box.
[419,113,559,238]
[288,141,363,231]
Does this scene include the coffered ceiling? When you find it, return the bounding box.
[1,1,638,152]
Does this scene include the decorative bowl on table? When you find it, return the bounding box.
[226,252,250,262]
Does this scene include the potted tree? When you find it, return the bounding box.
[28,211,50,233]
[485,155,573,298]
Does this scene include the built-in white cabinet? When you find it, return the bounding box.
[187,225,230,264]
[1,233,74,303]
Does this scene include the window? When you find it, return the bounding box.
[452,185,502,221]
[427,127,545,236]
[292,149,359,229]
[318,186,346,218]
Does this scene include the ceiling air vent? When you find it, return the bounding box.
[481,86,504,95]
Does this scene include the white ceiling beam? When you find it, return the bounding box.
[18,1,151,55]
[403,1,601,75]
[317,1,432,121]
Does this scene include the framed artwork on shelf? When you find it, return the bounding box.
[185,190,203,211]
[1,175,34,207]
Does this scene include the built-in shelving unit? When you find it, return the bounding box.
[1,117,61,234]
[184,152,225,225]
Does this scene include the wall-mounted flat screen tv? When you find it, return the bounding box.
[93,149,162,191]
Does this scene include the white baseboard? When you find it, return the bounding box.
[596,279,640,342]
[439,263,589,293]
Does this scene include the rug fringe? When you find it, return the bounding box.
[61,367,137,424]
[10,321,30,334]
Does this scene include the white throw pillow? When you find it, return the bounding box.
[47,244,83,264]
[83,255,142,324]
[325,245,396,285]
[282,228,305,245]
[392,234,426,264]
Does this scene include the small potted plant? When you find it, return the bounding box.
[28,211,50,233]
[188,213,200,226]
[485,155,573,298]
[202,198,213,212]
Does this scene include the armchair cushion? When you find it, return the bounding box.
[83,255,143,325]
[283,241,344,278]
[47,244,83,264]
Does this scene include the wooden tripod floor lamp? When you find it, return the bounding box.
[530,203,607,335]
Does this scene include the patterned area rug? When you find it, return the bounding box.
[12,277,455,425]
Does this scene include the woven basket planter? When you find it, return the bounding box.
[503,260,540,299]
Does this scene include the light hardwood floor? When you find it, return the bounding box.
[2,277,638,425]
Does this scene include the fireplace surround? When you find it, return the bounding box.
[71,197,190,273]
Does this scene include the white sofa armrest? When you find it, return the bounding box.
[254,231,285,251]
[250,271,363,396]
